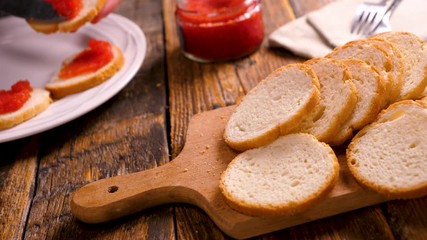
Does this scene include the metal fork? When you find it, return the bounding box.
[350,0,391,36]
[368,0,402,35]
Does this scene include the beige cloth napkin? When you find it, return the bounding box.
[269,0,427,59]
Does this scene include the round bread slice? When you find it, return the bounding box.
[295,58,357,143]
[327,39,394,107]
[45,44,125,99]
[347,100,427,199]
[368,38,404,103]
[219,133,339,216]
[224,64,320,151]
[27,0,106,34]
[371,32,427,101]
[329,59,386,146]
[0,88,52,130]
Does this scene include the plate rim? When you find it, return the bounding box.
[0,14,147,143]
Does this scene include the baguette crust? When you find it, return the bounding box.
[0,88,52,130]
[327,39,393,108]
[367,38,404,104]
[347,100,427,199]
[224,64,320,151]
[296,58,358,143]
[27,0,106,34]
[45,45,125,99]
[329,59,387,146]
[371,32,427,101]
[220,133,339,216]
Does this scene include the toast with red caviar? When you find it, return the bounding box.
[0,81,52,130]
[45,39,125,99]
[27,0,106,34]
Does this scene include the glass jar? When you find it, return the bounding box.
[175,0,264,63]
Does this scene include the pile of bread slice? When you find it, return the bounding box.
[219,32,427,216]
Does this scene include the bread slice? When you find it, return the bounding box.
[418,96,427,107]
[27,0,106,34]
[347,100,427,199]
[294,58,357,143]
[219,133,339,216]
[370,32,427,101]
[224,64,320,151]
[326,39,394,107]
[367,38,404,103]
[329,59,386,146]
[45,44,125,99]
[0,88,52,130]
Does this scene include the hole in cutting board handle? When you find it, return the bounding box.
[108,185,119,193]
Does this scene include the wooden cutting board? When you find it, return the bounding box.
[71,106,387,239]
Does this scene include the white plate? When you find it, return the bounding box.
[0,14,146,143]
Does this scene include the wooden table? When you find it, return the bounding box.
[1,0,426,239]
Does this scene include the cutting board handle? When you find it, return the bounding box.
[71,160,195,223]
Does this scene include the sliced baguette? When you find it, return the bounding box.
[219,133,339,216]
[27,0,106,34]
[45,44,124,99]
[367,38,404,103]
[294,58,358,143]
[371,32,427,101]
[329,59,386,146]
[327,39,394,107]
[0,88,52,130]
[224,64,320,151]
[347,100,427,199]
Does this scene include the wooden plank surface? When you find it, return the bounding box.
[69,106,406,239]
[0,0,426,239]
[164,0,426,239]
[1,0,174,239]
[0,138,39,240]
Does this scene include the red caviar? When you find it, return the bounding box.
[59,39,114,80]
[175,0,264,62]
[44,0,83,20]
[0,80,32,114]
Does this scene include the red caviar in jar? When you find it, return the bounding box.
[0,80,32,114]
[44,0,83,20]
[175,0,264,62]
[59,39,114,80]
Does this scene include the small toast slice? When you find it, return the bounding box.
[327,39,394,107]
[0,88,52,130]
[27,0,106,34]
[329,59,386,146]
[347,100,427,199]
[45,41,125,99]
[371,32,427,101]
[219,133,339,216]
[295,58,358,143]
[367,38,404,103]
[224,64,320,151]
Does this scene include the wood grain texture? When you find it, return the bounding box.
[163,0,425,239]
[383,197,427,239]
[70,106,400,239]
[20,0,172,239]
[0,138,38,240]
[163,0,302,239]
[0,0,426,239]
